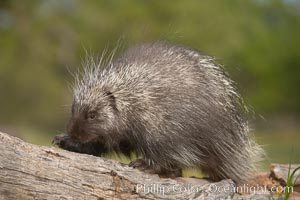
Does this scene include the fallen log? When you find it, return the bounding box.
[3,131,297,199]
[270,163,300,187]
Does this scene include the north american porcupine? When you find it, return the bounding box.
[53,41,264,183]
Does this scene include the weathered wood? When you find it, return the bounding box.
[270,163,300,186]
[0,131,241,200]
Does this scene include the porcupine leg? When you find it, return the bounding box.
[129,159,182,178]
[52,134,107,156]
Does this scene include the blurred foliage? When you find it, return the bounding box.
[0,0,299,164]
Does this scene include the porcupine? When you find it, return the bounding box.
[53,41,264,183]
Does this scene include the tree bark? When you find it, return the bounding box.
[0,131,275,200]
[270,163,300,186]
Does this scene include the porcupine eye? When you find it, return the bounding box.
[87,112,97,120]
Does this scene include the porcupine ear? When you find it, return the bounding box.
[104,91,118,111]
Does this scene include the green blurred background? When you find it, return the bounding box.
[0,0,299,170]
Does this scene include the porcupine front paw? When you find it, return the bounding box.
[52,134,67,147]
[52,134,82,152]
[52,134,107,156]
